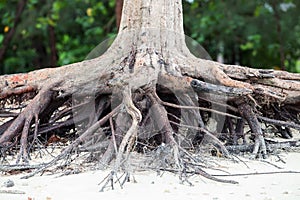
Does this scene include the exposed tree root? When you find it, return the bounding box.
[0,164,45,172]
[213,170,300,177]
[237,100,267,158]
[113,86,141,170]
[0,84,59,164]
[21,105,120,179]
[226,140,300,154]
[0,59,299,189]
[0,55,299,188]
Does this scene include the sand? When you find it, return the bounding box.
[1,150,300,200]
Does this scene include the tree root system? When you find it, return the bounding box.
[1,0,300,188]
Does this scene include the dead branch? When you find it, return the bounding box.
[226,140,300,153]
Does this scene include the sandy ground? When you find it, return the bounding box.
[1,151,300,200]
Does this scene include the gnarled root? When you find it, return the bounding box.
[113,86,142,170]
[22,104,120,179]
[146,90,237,184]
[237,99,267,158]
[0,85,57,164]
[99,86,142,191]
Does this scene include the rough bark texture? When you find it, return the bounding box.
[0,0,299,186]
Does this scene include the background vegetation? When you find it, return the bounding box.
[0,0,299,74]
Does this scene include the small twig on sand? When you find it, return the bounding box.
[212,170,300,177]
[0,189,26,194]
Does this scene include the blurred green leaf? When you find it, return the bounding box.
[0,34,4,44]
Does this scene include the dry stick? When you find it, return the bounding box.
[43,97,109,137]
[258,116,300,130]
[148,167,238,184]
[194,167,238,184]
[110,117,118,154]
[213,170,300,177]
[154,167,300,179]
[0,111,18,117]
[0,189,26,195]
[152,92,241,119]
[190,79,252,97]
[0,164,45,172]
[49,100,87,123]
[21,105,121,179]
[285,105,300,113]
[226,140,300,153]
[259,159,283,169]
[38,119,72,136]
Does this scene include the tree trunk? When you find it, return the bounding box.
[0,0,28,64]
[115,0,123,29]
[0,0,300,185]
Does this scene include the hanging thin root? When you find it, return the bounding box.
[113,86,142,171]
[99,171,134,192]
[238,101,267,158]
[100,86,142,191]
[16,115,33,164]
[99,111,130,168]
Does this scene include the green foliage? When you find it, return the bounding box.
[0,0,299,74]
[183,0,300,72]
[0,0,117,74]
